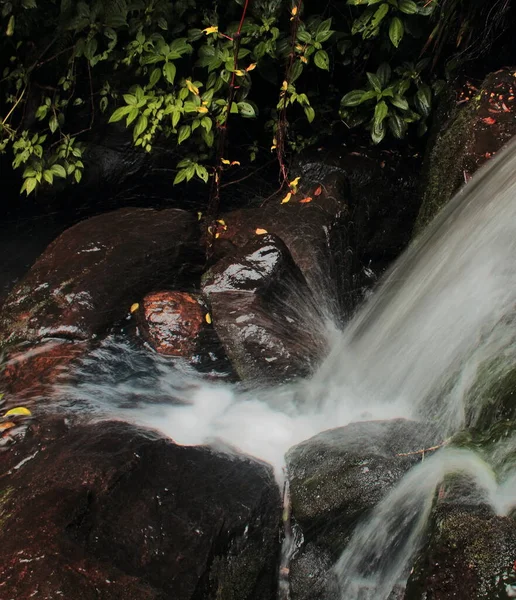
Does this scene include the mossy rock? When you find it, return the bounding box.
[415,68,516,235]
[405,504,516,599]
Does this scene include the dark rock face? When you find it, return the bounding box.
[415,68,516,233]
[137,291,206,358]
[405,503,516,600]
[202,233,326,383]
[0,420,281,600]
[286,420,443,600]
[0,207,200,349]
[209,176,350,316]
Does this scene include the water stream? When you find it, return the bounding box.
[49,139,516,598]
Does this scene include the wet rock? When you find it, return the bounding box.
[416,68,516,233]
[0,420,281,600]
[201,233,326,383]
[0,207,200,348]
[0,340,87,399]
[210,175,350,315]
[136,291,205,358]
[405,503,516,599]
[286,420,443,600]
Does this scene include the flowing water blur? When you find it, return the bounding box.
[50,139,516,598]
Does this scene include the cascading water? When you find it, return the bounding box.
[49,139,516,599]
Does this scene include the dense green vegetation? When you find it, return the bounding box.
[0,0,509,197]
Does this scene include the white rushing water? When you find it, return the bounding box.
[51,139,516,599]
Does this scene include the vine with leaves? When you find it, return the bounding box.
[0,0,505,202]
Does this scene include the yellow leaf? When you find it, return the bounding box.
[281,192,292,204]
[289,176,301,188]
[130,302,140,313]
[281,80,288,91]
[203,26,219,35]
[271,137,277,151]
[217,219,226,226]
[246,63,257,71]
[221,158,230,164]
[215,232,220,239]
[291,6,298,16]
[186,79,199,95]
[4,407,31,417]
[205,313,212,324]
[197,106,209,113]
[301,56,308,64]
[197,211,203,221]
[255,228,268,235]
[230,161,240,166]
[235,69,245,76]
[0,421,15,431]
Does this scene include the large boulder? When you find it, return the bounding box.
[415,68,516,233]
[201,233,326,383]
[286,420,443,600]
[0,419,281,600]
[405,503,516,599]
[0,207,200,349]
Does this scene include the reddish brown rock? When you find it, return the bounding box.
[0,340,86,399]
[137,291,205,357]
[0,207,200,349]
[0,420,281,600]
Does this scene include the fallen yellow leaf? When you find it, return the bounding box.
[314,185,322,196]
[290,176,300,188]
[255,228,268,235]
[299,196,312,203]
[205,313,212,324]
[186,79,199,95]
[0,421,15,431]
[130,302,140,313]
[281,192,292,204]
[4,407,31,417]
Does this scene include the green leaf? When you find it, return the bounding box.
[49,115,58,134]
[195,164,209,183]
[50,164,67,178]
[177,125,191,145]
[314,50,329,71]
[389,16,404,48]
[238,102,256,118]
[126,107,139,126]
[290,60,303,83]
[304,105,315,123]
[376,63,391,87]
[399,0,418,14]
[390,95,409,110]
[43,170,53,184]
[149,67,161,87]
[371,3,389,28]
[366,72,382,93]
[374,100,389,125]
[371,120,386,144]
[123,94,137,105]
[163,62,176,85]
[171,109,181,129]
[174,168,188,185]
[158,17,168,30]
[133,115,148,140]
[201,116,212,133]
[388,113,406,138]
[75,169,82,183]
[24,177,37,195]
[341,89,371,106]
